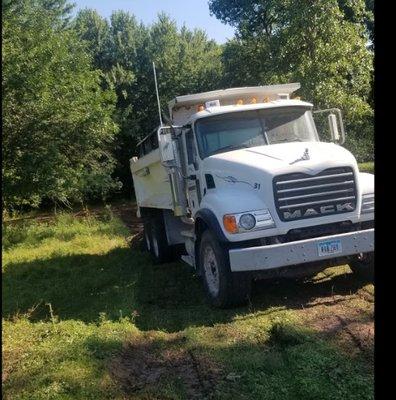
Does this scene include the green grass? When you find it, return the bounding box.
[358,162,374,174]
[2,212,374,399]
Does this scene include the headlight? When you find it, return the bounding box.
[361,193,374,214]
[239,213,256,230]
[223,209,275,234]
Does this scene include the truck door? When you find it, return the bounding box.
[183,128,201,214]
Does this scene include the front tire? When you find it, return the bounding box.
[349,252,374,281]
[199,230,251,308]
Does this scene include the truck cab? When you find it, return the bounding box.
[130,83,374,308]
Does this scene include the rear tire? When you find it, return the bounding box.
[149,213,173,264]
[349,252,374,281]
[199,230,251,308]
[142,219,152,252]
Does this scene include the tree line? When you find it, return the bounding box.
[2,0,373,210]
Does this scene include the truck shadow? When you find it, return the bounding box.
[3,243,372,332]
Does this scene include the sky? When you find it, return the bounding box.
[72,0,235,44]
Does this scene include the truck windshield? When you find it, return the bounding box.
[195,106,318,158]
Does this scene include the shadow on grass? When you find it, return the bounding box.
[3,242,370,332]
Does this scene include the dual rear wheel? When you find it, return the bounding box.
[143,213,173,263]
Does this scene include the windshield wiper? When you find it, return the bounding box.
[272,137,303,143]
[210,143,250,155]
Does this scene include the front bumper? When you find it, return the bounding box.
[229,228,374,272]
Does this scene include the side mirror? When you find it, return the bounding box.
[328,113,340,142]
[313,108,345,145]
[159,130,175,162]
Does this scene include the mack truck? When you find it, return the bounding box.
[130,83,374,308]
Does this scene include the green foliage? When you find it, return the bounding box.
[358,161,374,174]
[2,0,374,208]
[2,0,120,209]
[210,0,374,161]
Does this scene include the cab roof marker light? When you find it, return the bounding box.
[278,93,290,100]
[205,99,220,108]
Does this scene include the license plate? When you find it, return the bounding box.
[317,239,342,257]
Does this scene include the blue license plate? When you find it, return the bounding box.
[317,239,342,257]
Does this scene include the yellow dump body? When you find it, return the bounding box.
[130,148,174,210]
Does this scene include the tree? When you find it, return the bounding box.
[2,0,119,209]
[210,0,374,161]
[73,11,223,195]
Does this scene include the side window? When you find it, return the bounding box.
[150,132,159,150]
[185,129,196,165]
[138,130,159,157]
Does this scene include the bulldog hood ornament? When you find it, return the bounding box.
[290,148,310,165]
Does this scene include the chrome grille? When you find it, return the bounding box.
[273,167,357,221]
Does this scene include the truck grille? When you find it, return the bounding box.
[273,167,356,221]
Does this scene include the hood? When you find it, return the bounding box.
[203,142,357,176]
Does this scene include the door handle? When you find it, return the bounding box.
[188,174,197,180]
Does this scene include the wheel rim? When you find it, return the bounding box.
[203,244,220,296]
[145,230,151,251]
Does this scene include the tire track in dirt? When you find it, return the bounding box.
[109,333,223,399]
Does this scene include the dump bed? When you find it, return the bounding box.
[130,137,174,211]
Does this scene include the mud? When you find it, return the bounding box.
[109,333,222,399]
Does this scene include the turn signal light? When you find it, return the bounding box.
[223,215,238,234]
[236,99,244,105]
[251,97,257,104]
[197,104,205,112]
[263,96,270,103]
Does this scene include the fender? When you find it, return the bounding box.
[195,208,229,242]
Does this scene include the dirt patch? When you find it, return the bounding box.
[109,332,223,399]
[114,202,143,235]
[301,293,374,359]
[115,203,144,249]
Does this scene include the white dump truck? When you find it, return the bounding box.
[130,83,374,307]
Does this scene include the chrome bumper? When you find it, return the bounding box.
[229,228,374,272]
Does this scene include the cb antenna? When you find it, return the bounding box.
[152,62,163,127]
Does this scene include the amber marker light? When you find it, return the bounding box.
[263,96,270,103]
[236,99,244,105]
[223,215,238,234]
[251,97,257,104]
[197,104,205,112]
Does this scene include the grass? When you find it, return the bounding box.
[358,162,374,174]
[2,210,374,399]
